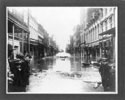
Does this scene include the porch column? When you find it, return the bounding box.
[28,32,30,53]
[113,36,115,62]
[12,25,15,51]
[100,47,102,58]
[22,30,24,54]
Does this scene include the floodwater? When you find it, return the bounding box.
[25,56,103,93]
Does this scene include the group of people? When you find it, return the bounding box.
[8,49,32,87]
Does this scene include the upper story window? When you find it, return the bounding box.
[105,20,107,31]
[105,8,107,15]
[97,24,99,34]
[101,23,103,33]
[103,22,105,32]
[93,27,95,40]
[95,26,97,40]
[110,8,112,12]
[100,8,103,18]
[109,16,112,29]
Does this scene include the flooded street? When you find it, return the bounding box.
[7,7,117,94]
[26,56,103,93]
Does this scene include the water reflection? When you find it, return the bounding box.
[37,57,56,71]
[27,56,103,93]
[36,56,82,73]
[70,57,82,72]
[8,56,103,93]
[53,58,71,72]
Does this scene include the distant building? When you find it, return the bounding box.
[28,14,39,57]
[70,25,82,56]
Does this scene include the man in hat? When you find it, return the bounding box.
[24,54,32,85]
[17,53,31,87]
[11,53,25,86]
[99,57,112,91]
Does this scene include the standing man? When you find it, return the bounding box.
[99,58,112,91]
[24,54,32,85]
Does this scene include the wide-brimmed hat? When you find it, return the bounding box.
[97,57,108,62]
[25,54,32,58]
[101,57,109,62]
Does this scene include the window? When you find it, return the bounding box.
[103,22,105,32]
[100,8,103,18]
[110,8,112,12]
[92,28,93,42]
[105,8,107,15]
[101,23,103,33]
[95,26,96,41]
[93,28,95,41]
[112,15,115,28]
[97,24,99,39]
[97,26,99,40]
[109,16,112,29]
[91,29,92,42]
[105,20,107,31]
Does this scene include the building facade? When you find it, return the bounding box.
[99,7,116,62]
[28,14,39,57]
[80,7,117,63]
[7,7,59,60]
[7,8,30,59]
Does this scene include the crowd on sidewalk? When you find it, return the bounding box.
[7,48,32,92]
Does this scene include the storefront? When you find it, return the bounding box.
[30,39,39,58]
[99,27,115,61]
[8,11,29,59]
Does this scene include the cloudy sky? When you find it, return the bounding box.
[30,7,81,50]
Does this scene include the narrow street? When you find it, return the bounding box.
[26,56,103,93]
[7,7,116,93]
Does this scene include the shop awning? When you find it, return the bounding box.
[91,42,99,47]
[99,27,115,36]
[85,41,99,47]
[99,36,111,42]
[30,39,38,45]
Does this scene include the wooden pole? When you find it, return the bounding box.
[12,25,14,51]
[12,25,15,59]
[28,9,30,53]
[22,30,24,54]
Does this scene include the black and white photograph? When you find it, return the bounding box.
[6,7,117,94]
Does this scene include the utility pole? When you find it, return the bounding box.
[28,8,30,53]
[22,30,24,54]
